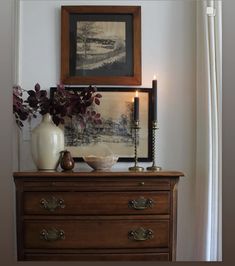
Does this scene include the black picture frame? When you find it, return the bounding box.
[61,6,141,85]
[50,87,152,162]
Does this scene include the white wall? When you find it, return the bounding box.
[6,0,196,263]
[1,0,235,265]
[18,0,196,260]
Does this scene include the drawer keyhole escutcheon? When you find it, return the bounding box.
[40,196,65,212]
[40,228,65,241]
[128,227,154,241]
[128,197,154,210]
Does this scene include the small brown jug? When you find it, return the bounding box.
[60,150,75,171]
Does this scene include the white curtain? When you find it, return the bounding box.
[195,0,222,261]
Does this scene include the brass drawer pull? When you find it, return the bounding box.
[128,197,154,210]
[40,196,65,212]
[128,227,154,241]
[40,228,65,241]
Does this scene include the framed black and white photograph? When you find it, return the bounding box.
[61,6,141,85]
[50,87,152,162]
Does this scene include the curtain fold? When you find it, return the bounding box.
[195,0,222,261]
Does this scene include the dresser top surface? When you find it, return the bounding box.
[13,170,184,179]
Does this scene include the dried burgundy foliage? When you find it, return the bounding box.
[13,83,102,128]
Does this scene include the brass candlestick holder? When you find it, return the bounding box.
[147,121,162,171]
[129,121,144,172]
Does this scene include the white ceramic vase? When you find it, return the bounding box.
[31,113,64,171]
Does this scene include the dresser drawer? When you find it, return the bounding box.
[24,191,170,215]
[22,178,171,191]
[24,252,170,261]
[24,220,169,249]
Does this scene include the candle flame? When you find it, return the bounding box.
[153,74,157,80]
[135,90,139,97]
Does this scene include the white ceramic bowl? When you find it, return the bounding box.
[83,155,118,171]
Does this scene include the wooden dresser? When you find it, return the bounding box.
[13,171,183,261]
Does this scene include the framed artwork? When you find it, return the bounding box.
[61,6,141,85]
[50,87,152,162]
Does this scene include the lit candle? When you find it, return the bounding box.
[152,75,157,121]
[134,90,139,121]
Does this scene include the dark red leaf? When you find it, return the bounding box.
[95,93,102,98]
[27,90,36,96]
[94,98,100,105]
[39,90,47,98]
[34,83,40,92]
